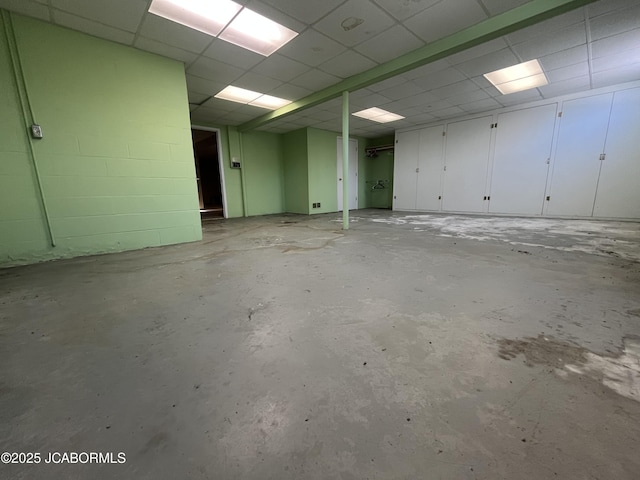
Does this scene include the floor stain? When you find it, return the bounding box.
[497,334,640,402]
[497,334,588,368]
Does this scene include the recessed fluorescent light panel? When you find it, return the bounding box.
[148,0,298,56]
[483,59,548,94]
[219,8,298,56]
[215,86,291,110]
[352,107,405,124]
[148,0,241,37]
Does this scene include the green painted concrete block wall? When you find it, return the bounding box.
[241,131,285,216]
[283,129,309,214]
[307,128,368,214]
[0,13,201,266]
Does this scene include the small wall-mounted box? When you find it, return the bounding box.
[31,124,43,139]
[231,157,241,168]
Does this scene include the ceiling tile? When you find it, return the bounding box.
[260,0,345,24]
[449,88,491,105]
[201,97,240,113]
[507,8,585,44]
[185,74,227,96]
[592,46,640,73]
[318,50,378,78]
[401,59,452,80]
[134,37,198,65]
[187,92,210,105]
[51,0,146,32]
[430,106,465,119]
[370,0,440,21]
[454,48,520,78]
[407,99,455,114]
[392,91,440,109]
[403,112,437,124]
[539,75,591,98]
[202,40,264,70]
[378,81,424,101]
[234,71,284,92]
[546,62,590,83]
[314,0,396,47]
[368,75,408,92]
[592,64,640,88]
[277,28,347,66]
[404,0,487,43]
[0,0,50,20]
[412,67,467,90]
[589,3,640,40]
[290,69,341,90]
[52,10,134,45]
[587,0,638,17]
[251,54,312,82]
[139,14,213,54]
[478,0,531,15]
[429,79,480,99]
[511,23,586,60]
[266,83,313,101]
[349,91,393,108]
[187,57,245,85]
[495,89,542,106]
[354,25,424,63]
[538,45,588,71]
[446,38,509,65]
[305,109,341,122]
[458,97,502,113]
[312,120,339,131]
[244,0,305,32]
[591,28,640,58]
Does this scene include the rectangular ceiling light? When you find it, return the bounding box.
[353,107,405,124]
[484,59,548,95]
[148,0,242,37]
[149,0,298,56]
[215,86,291,110]
[218,8,298,56]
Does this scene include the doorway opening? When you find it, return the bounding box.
[192,128,225,220]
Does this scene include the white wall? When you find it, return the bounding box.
[393,81,640,220]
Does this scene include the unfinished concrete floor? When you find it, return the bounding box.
[2,209,640,480]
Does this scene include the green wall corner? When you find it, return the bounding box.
[0,12,201,266]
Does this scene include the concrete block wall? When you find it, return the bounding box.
[0,12,202,266]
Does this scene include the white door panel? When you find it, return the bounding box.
[442,116,492,213]
[416,125,445,211]
[392,130,420,211]
[547,93,612,216]
[489,104,557,215]
[593,87,640,218]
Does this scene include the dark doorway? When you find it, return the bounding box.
[192,129,224,219]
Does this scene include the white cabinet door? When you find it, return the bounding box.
[416,125,445,211]
[547,93,613,216]
[489,104,557,215]
[337,137,358,211]
[393,130,420,211]
[442,116,492,213]
[593,87,640,219]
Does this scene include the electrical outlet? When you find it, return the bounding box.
[312,203,317,208]
[317,202,321,208]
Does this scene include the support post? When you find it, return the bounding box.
[342,91,349,230]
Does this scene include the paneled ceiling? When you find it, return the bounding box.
[2,0,639,137]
